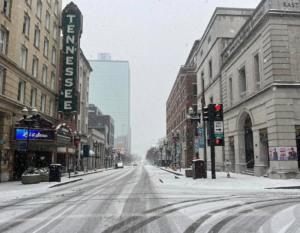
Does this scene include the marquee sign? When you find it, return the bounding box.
[16,129,55,141]
[59,2,82,118]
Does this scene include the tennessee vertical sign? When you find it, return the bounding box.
[59,3,82,117]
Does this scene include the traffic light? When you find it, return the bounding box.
[203,105,210,121]
[215,138,223,145]
[214,104,223,121]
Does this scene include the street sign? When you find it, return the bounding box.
[173,156,180,164]
[198,127,204,147]
[215,133,224,138]
[214,121,223,133]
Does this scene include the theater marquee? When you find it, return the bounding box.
[59,3,82,118]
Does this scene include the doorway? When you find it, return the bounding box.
[13,151,27,180]
[244,115,254,168]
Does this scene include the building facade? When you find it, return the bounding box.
[166,65,197,168]
[89,56,131,154]
[88,104,114,167]
[0,0,62,181]
[194,1,300,179]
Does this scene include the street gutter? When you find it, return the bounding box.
[49,178,82,188]
[159,167,184,176]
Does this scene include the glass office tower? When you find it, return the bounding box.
[89,56,131,152]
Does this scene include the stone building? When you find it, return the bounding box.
[0,0,62,181]
[166,60,198,168]
[88,104,114,168]
[194,0,300,178]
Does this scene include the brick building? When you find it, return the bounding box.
[166,47,198,168]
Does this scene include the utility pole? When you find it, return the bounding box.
[202,78,207,172]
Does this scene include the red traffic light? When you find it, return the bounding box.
[215,104,221,111]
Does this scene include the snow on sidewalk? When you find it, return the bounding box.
[0,176,81,202]
[157,166,300,191]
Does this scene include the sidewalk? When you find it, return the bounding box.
[0,176,82,203]
[157,166,300,191]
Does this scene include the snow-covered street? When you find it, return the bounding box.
[0,165,300,233]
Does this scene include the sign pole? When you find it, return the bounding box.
[210,120,216,179]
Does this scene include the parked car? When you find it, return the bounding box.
[116,161,124,169]
[133,161,138,166]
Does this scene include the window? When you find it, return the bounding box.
[228,78,233,107]
[23,13,30,37]
[193,84,197,96]
[210,96,213,103]
[20,45,27,69]
[44,37,49,57]
[0,66,4,94]
[209,60,212,79]
[254,53,260,83]
[18,79,26,103]
[200,49,203,57]
[54,1,58,16]
[49,99,54,116]
[25,0,31,6]
[40,93,46,112]
[45,11,50,30]
[51,72,55,90]
[239,66,246,94]
[30,87,37,107]
[52,47,56,64]
[182,108,186,120]
[32,56,38,78]
[58,113,62,119]
[34,26,40,48]
[208,35,211,44]
[36,0,42,19]
[0,26,8,54]
[53,22,57,40]
[42,65,47,84]
[2,0,11,17]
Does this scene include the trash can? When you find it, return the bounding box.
[49,164,62,182]
[192,159,207,179]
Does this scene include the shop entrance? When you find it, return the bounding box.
[36,152,52,168]
[13,151,27,180]
[245,115,254,168]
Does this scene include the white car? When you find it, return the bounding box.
[116,162,124,169]
[133,162,138,166]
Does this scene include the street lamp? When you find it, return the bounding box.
[74,131,82,174]
[104,145,109,169]
[171,129,180,171]
[22,107,38,169]
[159,144,163,167]
[163,139,168,168]
[93,140,100,171]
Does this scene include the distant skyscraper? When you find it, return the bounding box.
[98,53,111,60]
[89,56,131,153]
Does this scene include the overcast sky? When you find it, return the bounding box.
[62,0,261,156]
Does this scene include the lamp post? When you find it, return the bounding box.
[163,139,168,168]
[104,145,109,169]
[189,106,206,170]
[22,107,38,169]
[112,148,115,168]
[171,129,180,171]
[93,140,100,171]
[159,144,163,167]
[74,131,82,174]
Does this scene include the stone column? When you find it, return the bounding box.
[234,131,246,173]
[253,129,268,176]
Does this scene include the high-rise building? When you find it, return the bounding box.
[89,57,131,153]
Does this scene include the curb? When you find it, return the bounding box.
[266,186,300,189]
[70,169,104,178]
[69,167,115,178]
[159,167,184,176]
[49,178,82,188]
